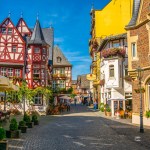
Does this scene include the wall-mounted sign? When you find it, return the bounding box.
[86,74,96,81]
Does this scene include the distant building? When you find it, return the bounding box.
[72,80,78,94]
[52,46,72,91]
[77,75,90,96]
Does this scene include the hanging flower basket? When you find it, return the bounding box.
[134,87,145,93]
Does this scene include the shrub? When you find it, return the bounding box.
[106,106,111,112]
[19,120,26,127]
[0,127,6,140]
[146,110,150,118]
[100,103,104,112]
[32,114,38,122]
[9,118,18,131]
[23,113,31,123]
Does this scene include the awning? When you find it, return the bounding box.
[108,98,127,101]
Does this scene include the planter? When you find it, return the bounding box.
[106,112,111,116]
[6,130,20,138]
[18,126,27,133]
[33,120,39,125]
[0,140,8,150]
[26,122,34,128]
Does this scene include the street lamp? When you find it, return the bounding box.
[136,66,144,133]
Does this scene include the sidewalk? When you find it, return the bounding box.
[88,106,150,129]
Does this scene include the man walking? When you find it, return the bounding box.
[67,99,70,112]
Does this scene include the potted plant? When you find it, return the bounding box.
[6,118,20,138]
[32,114,39,125]
[106,106,111,116]
[18,120,27,133]
[145,110,150,118]
[0,127,8,150]
[23,113,33,128]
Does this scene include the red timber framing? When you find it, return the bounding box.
[16,18,32,37]
[26,45,49,89]
[0,18,25,81]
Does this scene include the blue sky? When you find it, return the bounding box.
[0,0,110,80]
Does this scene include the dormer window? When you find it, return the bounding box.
[57,57,61,63]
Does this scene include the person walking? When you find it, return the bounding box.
[74,98,77,106]
[93,100,97,111]
[67,99,71,112]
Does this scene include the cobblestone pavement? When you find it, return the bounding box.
[8,104,150,150]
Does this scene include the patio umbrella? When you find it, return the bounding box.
[59,95,71,100]
[0,75,10,86]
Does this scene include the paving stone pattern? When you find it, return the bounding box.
[8,105,150,150]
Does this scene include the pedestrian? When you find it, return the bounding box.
[93,100,97,111]
[74,98,77,106]
[67,100,70,112]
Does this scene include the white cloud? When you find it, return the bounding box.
[54,37,64,43]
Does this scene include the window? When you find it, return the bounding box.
[42,48,46,54]
[148,81,150,109]
[1,68,6,76]
[12,45,17,53]
[34,93,42,105]
[8,28,12,34]
[57,57,61,63]
[125,65,128,76]
[131,43,136,58]
[33,69,40,78]
[34,48,40,53]
[41,69,45,78]
[60,68,65,74]
[93,52,97,61]
[8,68,13,77]
[1,28,6,34]
[109,65,114,78]
[53,68,57,74]
[112,41,120,48]
[15,69,20,77]
[59,80,65,88]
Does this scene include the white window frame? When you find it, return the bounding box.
[42,48,46,54]
[34,93,42,105]
[60,68,65,74]
[8,28,12,34]
[8,68,13,77]
[112,41,120,48]
[1,28,6,34]
[15,69,20,77]
[41,69,45,78]
[12,45,17,53]
[59,80,65,88]
[109,65,114,78]
[33,69,40,78]
[1,68,6,76]
[131,43,137,59]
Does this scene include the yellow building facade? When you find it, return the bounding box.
[89,0,133,107]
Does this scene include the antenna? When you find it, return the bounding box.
[21,12,23,18]
[8,11,11,18]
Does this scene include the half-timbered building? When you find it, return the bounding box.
[0,16,54,107]
[52,46,72,91]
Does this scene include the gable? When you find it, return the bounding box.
[0,18,25,44]
[16,18,31,36]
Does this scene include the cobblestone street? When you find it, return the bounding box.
[8,105,150,150]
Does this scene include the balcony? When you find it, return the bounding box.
[52,74,67,79]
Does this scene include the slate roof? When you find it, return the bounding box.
[53,46,72,66]
[126,0,141,28]
[98,33,127,51]
[28,20,47,45]
[29,27,54,60]
[77,75,90,89]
